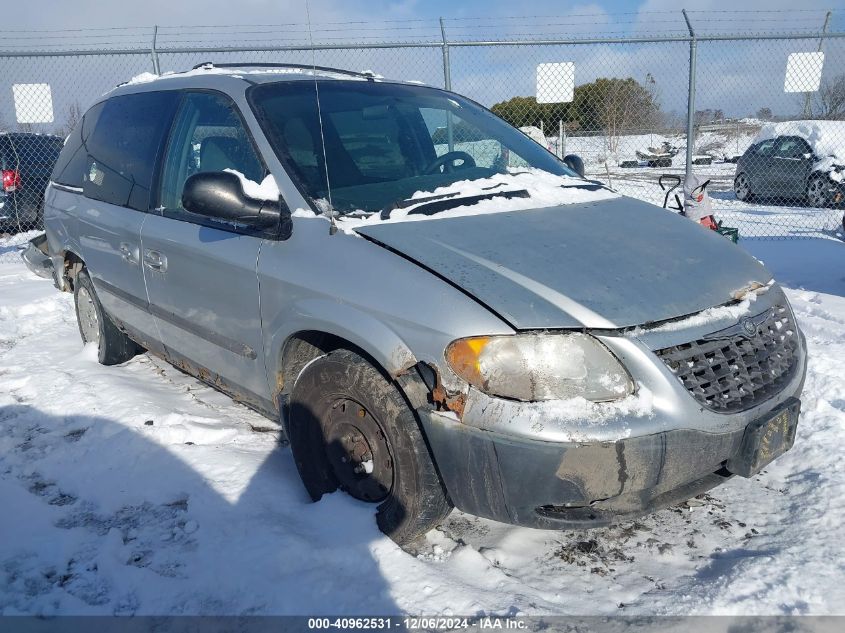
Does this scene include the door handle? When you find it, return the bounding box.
[119,242,138,265]
[143,249,167,272]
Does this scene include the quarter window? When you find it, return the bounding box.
[158,92,266,214]
[83,91,179,211]
[51,102,104,188]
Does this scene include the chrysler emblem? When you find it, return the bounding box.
[740,317,757,337]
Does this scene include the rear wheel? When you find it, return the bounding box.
[288,349,452,544]
[74,270,140,365]
[807,174,830,208]
[734,173,753,201]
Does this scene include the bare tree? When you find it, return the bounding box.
[54,101,83,138]
[572,77,662,155]
[756,107,773,121]
[813,74,845,120]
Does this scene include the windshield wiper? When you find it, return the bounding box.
[380,191,460,219]
[381,189,530,219]
[560,181,607,191]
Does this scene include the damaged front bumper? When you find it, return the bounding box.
[420,288,808,530]
[420,396,801,529]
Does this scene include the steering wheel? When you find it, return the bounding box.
[423,151,477,175]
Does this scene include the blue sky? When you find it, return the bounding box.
[12,0,840,30]
[2,0,841,132]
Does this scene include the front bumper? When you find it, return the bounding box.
[822,176,845,207]
[420,395,802,530]
[421,286,808,529]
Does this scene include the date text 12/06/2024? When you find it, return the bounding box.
[307,617,527,630]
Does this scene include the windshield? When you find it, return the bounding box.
[248,80,579,215]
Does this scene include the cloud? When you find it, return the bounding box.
[12,0,378,29]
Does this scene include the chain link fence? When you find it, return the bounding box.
[2,11,845,261]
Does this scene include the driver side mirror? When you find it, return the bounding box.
[563,154,585,178]
[182,171,291,238]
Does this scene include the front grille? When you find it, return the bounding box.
[655,306,799,412]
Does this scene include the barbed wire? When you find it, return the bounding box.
[0,9,839,54]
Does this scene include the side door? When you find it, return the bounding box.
[771,136,813,198]
[77,91,179,352]
[141,90,274,411]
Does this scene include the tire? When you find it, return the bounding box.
[807,174,830,209]
[288,349,452,544]
[74,269,140,366]
[734,173,753,202]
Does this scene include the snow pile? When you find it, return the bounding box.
[755,120,845,159]
[223,169,280,201]
[332,169,618,234]
[528,386,655,434]
[123,71,160,85]
[461,385,656,444]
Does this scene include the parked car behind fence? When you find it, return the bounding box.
[0,132,64,234]
[734,121,845,209]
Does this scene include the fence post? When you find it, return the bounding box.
[440,17,454,151]
[151,25,161,75]
[683,9,697,183]
[802,10,832,118]
[439,17,452,91]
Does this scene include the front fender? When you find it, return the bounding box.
[264,297,418,391]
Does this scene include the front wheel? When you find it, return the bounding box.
[74,269,140,365]
[734,173,753,202]
[807,174,830,208]
[288,349,452,544]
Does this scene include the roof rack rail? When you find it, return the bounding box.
[190,61,376,80]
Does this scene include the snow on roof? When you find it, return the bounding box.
[755,120,845,159]
[120,65,372,88]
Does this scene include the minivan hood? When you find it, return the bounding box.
[355,197,772,330]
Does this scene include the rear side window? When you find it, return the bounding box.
[84,91,179,211]
[52,102,104,188]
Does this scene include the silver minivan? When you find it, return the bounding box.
[45,64,806,544]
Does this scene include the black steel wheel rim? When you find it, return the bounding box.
[323,398,394,503]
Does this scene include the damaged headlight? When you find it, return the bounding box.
[445,333,634,402]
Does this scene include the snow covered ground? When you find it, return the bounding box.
[1,232,844,616]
